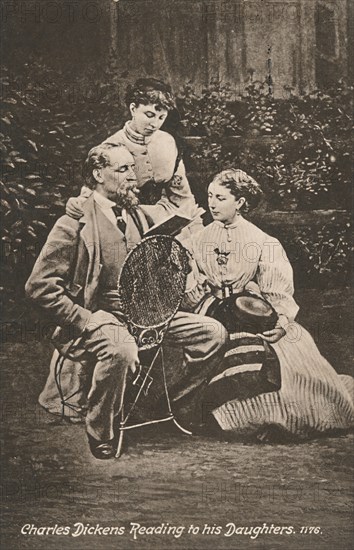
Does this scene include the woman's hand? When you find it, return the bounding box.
[258,324,286,343]
[66,196,86,219]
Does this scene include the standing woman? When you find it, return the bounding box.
[67,78,203,223]
[107,78,189,206]
[184,169,354,439]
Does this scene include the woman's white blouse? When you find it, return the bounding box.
[107,122,180,186]
[80,122,204,220]
[104,122,199,215]
[186,217,299,323]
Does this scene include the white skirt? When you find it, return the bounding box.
[213,323,354,438]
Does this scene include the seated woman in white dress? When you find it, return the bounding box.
[184,168,354,439]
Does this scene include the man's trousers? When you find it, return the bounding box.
[39,310,227,441]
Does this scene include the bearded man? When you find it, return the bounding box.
[25,143,227,459]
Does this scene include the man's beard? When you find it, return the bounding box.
[116,190,140,211]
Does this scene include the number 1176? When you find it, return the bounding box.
[300,526,322,535]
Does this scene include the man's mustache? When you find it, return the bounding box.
[124,181,139,193]
[115,187,140,211]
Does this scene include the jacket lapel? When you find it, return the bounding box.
[79,195,102,308]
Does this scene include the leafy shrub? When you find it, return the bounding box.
[268,83,352,209]
[179,78,353,210]
[293,221,353,288]
[240,81,277,135]
[1,58,126,316]
[177,79,241,137]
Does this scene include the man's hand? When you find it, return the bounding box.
[258,324,286,343]
[66,196,86,219]
[84,310,139,373]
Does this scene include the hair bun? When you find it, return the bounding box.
[125,78,176,111]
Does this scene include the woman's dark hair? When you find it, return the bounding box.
[211,169,263,213]
[125,78,176,111]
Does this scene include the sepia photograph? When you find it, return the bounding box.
[1,0,353,548]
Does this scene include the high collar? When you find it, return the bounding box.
[213,215,246,230]
[124,121,153,145]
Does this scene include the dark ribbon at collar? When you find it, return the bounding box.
[112,205,126,235]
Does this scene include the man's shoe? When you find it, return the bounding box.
[87,434,116,460]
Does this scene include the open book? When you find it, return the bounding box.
[144,214,192,238]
